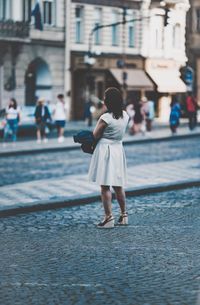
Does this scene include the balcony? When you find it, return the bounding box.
[0,20,29,40]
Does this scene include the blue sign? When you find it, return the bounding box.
[184,66,194,85]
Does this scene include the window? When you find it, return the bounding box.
[94,7,102,45]
[75,6,84,43]
[127,10,135,48]
[196,8,200,33]
[128,24,134,47]
[154,28,162,49]
[173,24,181,49]
[23,0,32,22]
[0,0,10,20]
[43,0,53,25]
[111,10,119,46]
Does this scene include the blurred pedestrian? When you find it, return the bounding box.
[186,93,197,130]
[88,87,129,228]
[3,98,20,146]
[126,102,135,135]
[133,99,145,135]
[143,97,155,132]
[169,96,181,134]
[84,99,93,127]
[34,97,51,143]
[54,94,67,143]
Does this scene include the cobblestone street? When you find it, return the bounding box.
[0,187,200,305]
[0,137,200,186]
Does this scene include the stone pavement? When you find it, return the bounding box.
[0,158,199,216]
[0,187,200,305]
[0,120,200,157]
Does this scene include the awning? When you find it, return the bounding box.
[110,68,154,91]
[147,69,187,93]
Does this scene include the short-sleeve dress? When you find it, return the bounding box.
[88,110,129,187]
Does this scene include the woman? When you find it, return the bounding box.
[88,87,129,228]
[3,98,20,144]
[54,94,67,143]
[34,97,51,143]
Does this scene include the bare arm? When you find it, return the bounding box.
[93,119,107,140]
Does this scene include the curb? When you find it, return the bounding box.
[0,132,200,158]
[0,179,200,218]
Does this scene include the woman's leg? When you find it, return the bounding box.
[101,185,112,217]
[12,121,18,142]
[112,186,126,214]
[60,127,64,137]
[36,128,41,141]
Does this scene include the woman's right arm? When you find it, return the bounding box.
[93,119,107,140]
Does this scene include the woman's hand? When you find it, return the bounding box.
[93,119,107,140]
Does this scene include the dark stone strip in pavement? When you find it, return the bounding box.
[0,132,200,158]
[0,179,200,218]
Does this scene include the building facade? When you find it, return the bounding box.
[186,0,200,103]
[143,0,190,120]
[0,0,65,110]
[0,0,190,121]
[68,0,190,120]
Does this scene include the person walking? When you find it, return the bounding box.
[143,97,155,132]
[169,96,181,134]
[3,98,20,145]
[126,101,135,135]
[88,87,129,228]
[54,94,67,143]
[186,93,197,130]
[34,97,51,143]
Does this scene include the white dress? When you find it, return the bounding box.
[88,111,129,187]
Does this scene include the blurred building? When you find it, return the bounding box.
[68,0,190,120]
[69,0,154,119]
[144,0,190,121]
[186,0,200,103]
[0,0,65,109]
[0,0,190,122]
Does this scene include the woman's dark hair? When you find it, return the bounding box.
[9,98,17,109]
[104,87,123,119]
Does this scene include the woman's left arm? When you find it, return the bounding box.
[93,119,107,140]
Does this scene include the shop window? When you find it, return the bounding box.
[43,0,53,25]
[23,0,32,22]
[111,10,119,46]
[94,7,102,45]
[196,8,200,33]
[75,6,84,43]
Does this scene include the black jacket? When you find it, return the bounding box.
[73,130,96,154]
[34,105,51,122]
